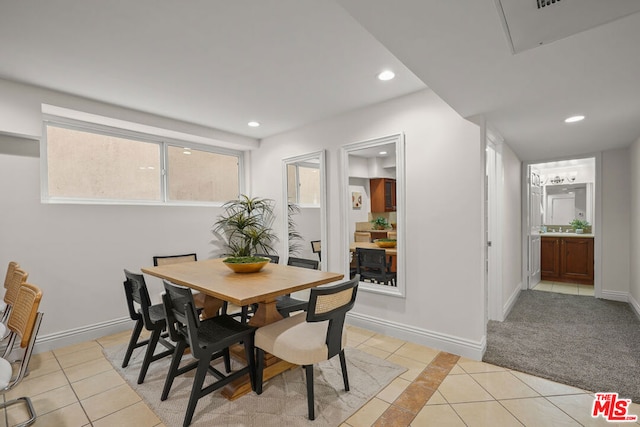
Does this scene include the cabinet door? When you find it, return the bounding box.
[384,179,396,211]
[540,237,560,280]
[561,238,594,284]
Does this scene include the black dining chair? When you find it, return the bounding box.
[161,280,256,427]
[122,270,175,384]
[255,276,359,420]
[310,241,321,262]
[275,257,319,317]
[355,248,396,286]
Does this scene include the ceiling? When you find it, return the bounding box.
[1,1,640,161]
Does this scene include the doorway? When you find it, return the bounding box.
[524,157,598,297]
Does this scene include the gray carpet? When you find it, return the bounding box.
[484,290,640,402]
[103,342,405,427]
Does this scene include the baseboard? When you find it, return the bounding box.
[600,289,628,302]
[346,311,485,360]
[35,316,133,353]
[628,293,640,320]
[502,284,521,320]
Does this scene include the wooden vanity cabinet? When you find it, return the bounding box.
[370,178,396,212]
[541,236,594,285]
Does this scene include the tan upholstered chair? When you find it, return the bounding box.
[0,261,19,319]
[255,276,359,420]
[0,267,28,337]
[0,282,44,427]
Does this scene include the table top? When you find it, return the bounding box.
[350,241,398,255]
[141,258,344,306]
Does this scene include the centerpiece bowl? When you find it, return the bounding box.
[374,239,397,248]
[222,256,270,273]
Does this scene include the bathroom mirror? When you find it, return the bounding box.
[282,150,326,270]
[341,133,405,297]
[543,183,593,226]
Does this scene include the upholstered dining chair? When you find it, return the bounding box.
[0,267,28,338]
[161,280,256,427]
[275,257,319,317]
[0,282,44,427]
[255,276,359,420]
[355,247,396,286]
[122,270,175,384]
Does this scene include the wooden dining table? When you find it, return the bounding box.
[141,257,344,400]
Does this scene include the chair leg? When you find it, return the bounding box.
[241,306,249,324]
[161,339,186,401]
[0,396,37,427]
[256,348,264,395]
[122,319,143,368]
[137,327,161,384]
[304,365,315,420]
[243,334,256,392]
[184,359,210,427]
[339,350,350,391]
[223,347,231,373]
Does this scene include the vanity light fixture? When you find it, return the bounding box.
[377,70,395,81]
[248,121,260,127]
[564,115,585,123]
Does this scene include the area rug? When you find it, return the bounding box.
[484,290,640,402]
[103,342,405,426]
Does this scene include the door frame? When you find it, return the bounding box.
[486,130,504,321]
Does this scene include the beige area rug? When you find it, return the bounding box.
[103,342,405,427]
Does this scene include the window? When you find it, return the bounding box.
[43,119,243,205]
[287,161,320,206]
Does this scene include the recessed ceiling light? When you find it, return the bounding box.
[248,121,260,127]
[377,70,395,81]
[379,151,387,155]
[564,115,585,123]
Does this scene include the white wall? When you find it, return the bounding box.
[628,139,640,314]
[501,143,522,313]
[601,149,631,298]
[252,89,485,358]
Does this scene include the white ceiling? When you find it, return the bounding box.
[1,0,640,161]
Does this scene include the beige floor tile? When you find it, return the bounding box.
[436,374,494,404]
[448,365,466,375]
[578,285,595,296]
[96,329,134,348]
[53,340,102,357]
[411,404,465,427]
[26,353,62,379]
[345,397,390,427]
[81,383,142,421]
[533,282,554,292]
[510,371,587,396]
[394,342,440,364]
[552,283,579,295]
[25,384,78,416]
[457,359,507,374]
[547,394,617,426]
[376,376,412,404]
[5,370,69,400]
[346,325,376,344]
[63,357,114,383]
[56,345,106,369]
[362,334,405,353]
[452,401,522,427]
[500,397,581,427]
[71,369,127,400]
[386,354,428,382]
[355,343,392,360]
[33,402,90,427]
[470,371,539,400]
[426,390,448,405]
[92,401,161,427]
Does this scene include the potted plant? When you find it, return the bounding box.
[213,195,278,271]
[569,218,590,234]
[371,216,390,230]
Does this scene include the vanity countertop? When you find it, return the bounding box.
[540,232,594,238]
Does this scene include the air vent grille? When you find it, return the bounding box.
[537,0,561,9]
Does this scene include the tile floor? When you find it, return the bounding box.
[2,325,638,426]
[533,280,595,296]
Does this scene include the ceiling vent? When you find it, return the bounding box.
[537,0,561,10]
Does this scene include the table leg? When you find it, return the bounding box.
[248,299,283,327]
[196,294,224,319]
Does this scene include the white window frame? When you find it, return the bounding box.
[287,161,321,208]
[41,115,245,206]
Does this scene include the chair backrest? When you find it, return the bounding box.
[153,253,198,266]
[4,267,28,306]
[4,261,19,290]
[3,282,43,387]
[310,241,321,261]
[287,257,319,270]
[254,253,280,264]
[355,248,389,273]
[306,277,358,358]
[162,280,201,356]
[123,269,154,326]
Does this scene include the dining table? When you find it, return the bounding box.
[141,257,344,400]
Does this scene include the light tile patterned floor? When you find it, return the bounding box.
[533,280,595,296]
[1,325,638,426]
